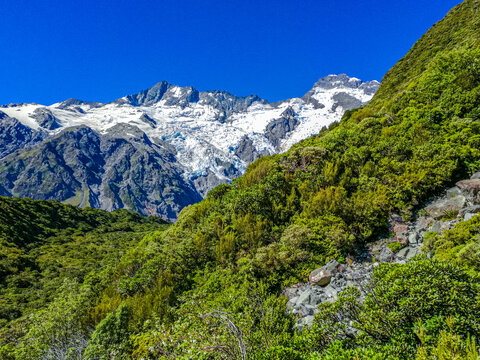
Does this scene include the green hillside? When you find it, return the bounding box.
[2,1,480,359]
[0,197,169,353]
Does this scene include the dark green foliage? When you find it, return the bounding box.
[3,1,480,358]
[423,214,480,273]
[307,259,480,359]
[0,196,169,349]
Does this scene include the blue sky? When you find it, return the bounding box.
[0,0,461,105]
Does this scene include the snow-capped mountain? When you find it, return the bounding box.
[0,74,379,220]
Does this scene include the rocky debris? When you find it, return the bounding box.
[425,194,465,219]
[285,174,480,329]
[457,179,480,203]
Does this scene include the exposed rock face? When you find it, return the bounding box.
[425,194,466,218]
[457,179,480,203]
[331,92,363,112]
[265,107,298,150]
[31,108,62,130]
[0,111,46,158]
[234,136,269,164]
[0,126,201,221]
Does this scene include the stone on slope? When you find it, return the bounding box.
[309,260,345,286]
[425,195,465,219]
[457,179,480,203]
[376,246,394,263]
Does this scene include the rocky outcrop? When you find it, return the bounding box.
[0,126,201,221]
[457,179,480,203]
[0,111,45,159]
[31,108,62,130]
[284,171,480,330]
[265,107,298,150]
[425,194,466,218]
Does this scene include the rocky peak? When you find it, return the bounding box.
[124,81,172,106]
[311,74,380,94]
[56,98,104,109]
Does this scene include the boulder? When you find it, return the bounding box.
[323,259,345,274]
[408,232,418,245]
[415,216,432,232]
[425,195,465,219]
[459,205,480,217]
[376,246,394,263]
[309,260,345,286]
[457,179,480,203]
[471,172,480,180]
[297,289,315,305]
[309,269,332,286]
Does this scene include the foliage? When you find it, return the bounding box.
[3,1,480,358]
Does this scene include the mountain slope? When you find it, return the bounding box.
[2,1,480,359]
[0,196,169,331]
[59,0,480,357]
[0,75,378,220]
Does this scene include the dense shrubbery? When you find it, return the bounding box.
[0,197,169,356]
[2,1,480,358]
[423,214,480,274]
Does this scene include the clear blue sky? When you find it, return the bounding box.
[0,0,461,105]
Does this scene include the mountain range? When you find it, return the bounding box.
[0,74,379,220]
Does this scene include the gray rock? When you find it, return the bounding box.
[323,259,345,275]
[331,92,363,112]
[31,108,62,130]
[323,285,338,300]
[471,172,480,180]
[464,213,478,221]
[309,268,332,286]
[429,220,452,232]
[302,305,316,316]
[447,186,463,196]
[415,216,433,232]
[376,246,394,262]
[296,289,315,305]
[425,195,465,219]
[264,107,298,150]
[405,246,420,260]
[457,180,480,203]
[408,232,418,245]
[234,135,269,163]
[286,298,297,310]
[0,112,46,159]
[459,205,480,217]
